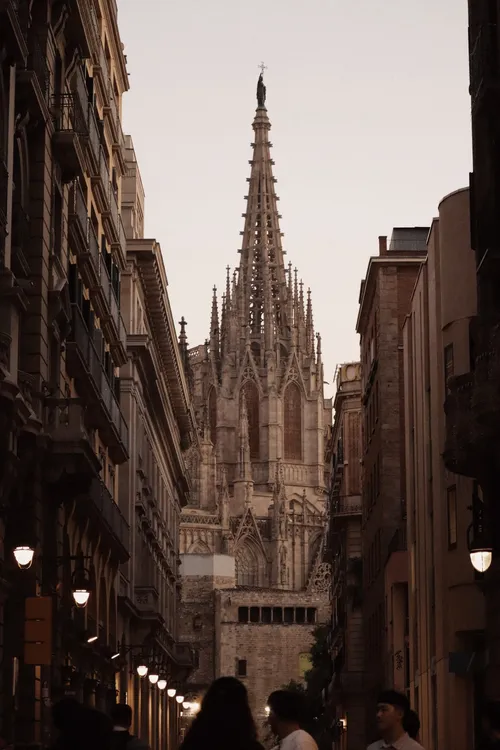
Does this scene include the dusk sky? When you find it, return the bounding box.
[117,0,471,396]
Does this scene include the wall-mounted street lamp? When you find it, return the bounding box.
[176,694,185,704]
[71,563,92,608]
[137,663,148,678]
[157,679,167,690]
[20,553,93,607]
[468,483,493,573]
[13,545,35,569]
[167,688,176,698]
[148,670,159,685]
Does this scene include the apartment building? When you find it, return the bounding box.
[118,138,196,750]
[327,363,364,750]
[356,229,426,739]
[403,188,484,750]
[0,2,194,744]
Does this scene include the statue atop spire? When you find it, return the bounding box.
[257,73,266,108]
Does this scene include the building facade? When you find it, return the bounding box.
[118,138,196,750]
[327,363,364,750]
[443,0,500,703]
[405,189,484,750]
[0,0,131,741]
[178,77,332,724]
[0,2,193,746]
[356,230,427,738]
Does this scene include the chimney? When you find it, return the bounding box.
[378,236,387,256]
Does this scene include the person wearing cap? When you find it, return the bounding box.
[367,690,424,750]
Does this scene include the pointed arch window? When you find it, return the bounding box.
[284,382,302,460]
[208,387,217,446]
[235,540,267,587]
[242,381,260,460]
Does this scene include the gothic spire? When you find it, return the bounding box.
[237,74,289,347]
[210,285,220,360]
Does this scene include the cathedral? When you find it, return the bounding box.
[178,74,332,726]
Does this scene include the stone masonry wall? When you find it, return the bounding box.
[216,588,330,730]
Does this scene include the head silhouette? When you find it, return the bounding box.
[180,677,257,750]
[403,710,420,740]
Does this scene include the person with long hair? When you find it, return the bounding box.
[180,677,263,750]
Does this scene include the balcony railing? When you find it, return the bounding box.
[68,304,104,395]
[90,149,110,213]
[55,93,89,135]
[87,106,101,168]
[88,477,130,560]
[68,304,128,461]
[68,180,88,244]
[88,221,99,271]
[331,497,362,517]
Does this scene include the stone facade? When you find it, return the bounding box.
[404,188,484,750]
[327,363,365,750]
[356,230,427,739]
[0,0,130,741]
[178,78,332,721]
[118,138,196,750]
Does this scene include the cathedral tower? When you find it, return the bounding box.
[179,74,332,722]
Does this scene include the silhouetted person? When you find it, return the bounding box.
[50,698,85,750]
[267,691,317,750]
[80,708,113,750]
[403,710,420,741]
[110,704,149,750]
[368,691,424,749]
[480,701,500,749]
[180,677,263,750]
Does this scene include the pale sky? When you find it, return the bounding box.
[117,0,471,396]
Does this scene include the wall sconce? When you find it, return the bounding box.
[167,688,176,698]
[176,694,185,704]
[157,679,167,690]
[13,545,35,569]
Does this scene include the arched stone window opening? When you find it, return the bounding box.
[284,382,302,460]
[208,386,217,447]
[235,540,267,588]
[242,381,260,460]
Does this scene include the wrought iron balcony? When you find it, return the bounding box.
[331,496,362,519]
[67,304,105,402]
[104,79,119,141]
[443,372,477,476]
[52,89,89,182]
[93,253,127,365]
[86,477,130,562]
[44,398,102,481]
[65,0,99,60]
[66,304,129,463]
[78,218,100,291]
[68,180,88,256]
[92,38,111,106]
[90,148,110,214]
[17,35,50,118]
[102,184,123,253]
[86,105,101,172]
[1,0,29,63]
